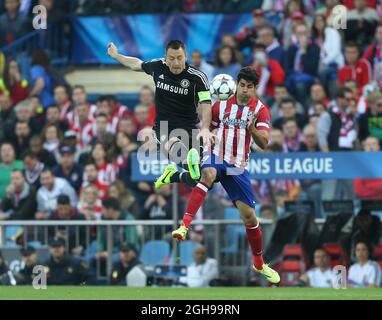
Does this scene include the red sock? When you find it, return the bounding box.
[182,182,208,229]
[245,223,264,270]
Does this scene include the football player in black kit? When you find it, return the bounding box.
[107,40,215,188]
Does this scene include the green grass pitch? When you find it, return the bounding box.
[0,287,381,300]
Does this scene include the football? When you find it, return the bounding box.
[210,73,237,101]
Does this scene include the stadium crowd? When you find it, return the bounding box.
[0,0,382,286]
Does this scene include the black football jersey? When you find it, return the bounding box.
[141,59,211,132]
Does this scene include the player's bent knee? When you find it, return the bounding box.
[237,202,257,224]
[201,168,217,186]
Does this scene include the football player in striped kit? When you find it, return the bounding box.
[172,67,280,284]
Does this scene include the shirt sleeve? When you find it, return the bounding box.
[367,262,381,286]
[37,190,46,212]
[255,106,271,131]
[347,265,358,286]
[194,71,211,103]
[317,112,332,149]
[210,101,220,129]
[30,65,45,81]
[141,59,162,76]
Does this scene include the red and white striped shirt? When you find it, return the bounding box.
[67,103,97,127]
[109,104,131,134]
[69,118,94,148]
[80,180,109,201]
[96,162,118,185]
[67,104,97,148]
[211,96,271,169]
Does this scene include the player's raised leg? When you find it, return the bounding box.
[235,200,280,284]
[172,166,217,241]
[155,136,199,189]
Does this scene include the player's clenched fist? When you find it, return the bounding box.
[107,42,118,58]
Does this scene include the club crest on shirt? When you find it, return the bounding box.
[181,79,190,88]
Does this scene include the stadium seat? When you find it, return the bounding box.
[140,240,170,265]
[322,243,350,268]
[170,241,200,266]
[5,226,23,245]
[221,208,245,254]
[280,244,307,287]
[372,245,382,269]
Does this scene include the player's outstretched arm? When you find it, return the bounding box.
[107,42,143,72]
[198,102,217,146]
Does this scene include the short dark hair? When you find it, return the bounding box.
[105,95,117,104]
[280,97,296,107]
[30,134,43,143]
[237,67,260,87]
[73,85,85,92]
[84,161,97,169]
[282,118,297,127]
[166,40,186,52]
[54,84,68,93]
[21,149,37,160]
[336,87,353,99]
[57,194,71,205]
[345,41,359,51]
[258,25,275,36]
[31,49,50,68]
[97,95,107,103]
[354,241,372,256]
[41,168,54,176]
[314,248,330,257]
[102,197,121,211]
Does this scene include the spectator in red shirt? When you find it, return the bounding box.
[54,85,72,123]
[81,162,108,201]
[0,58,29,106]
[338,42,372,93]
[103,95,132,134]
[77,184,103,221]
[72,85,97,118]
[138,85,155,127]
[91,142,117,186]
[134,105,152,135]
[251,43,285,102]
[354,136,382,200]
[118,116,137,137]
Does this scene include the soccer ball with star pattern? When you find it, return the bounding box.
[209,73,237,101]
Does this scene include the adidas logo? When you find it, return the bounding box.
[159,74,164,79]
